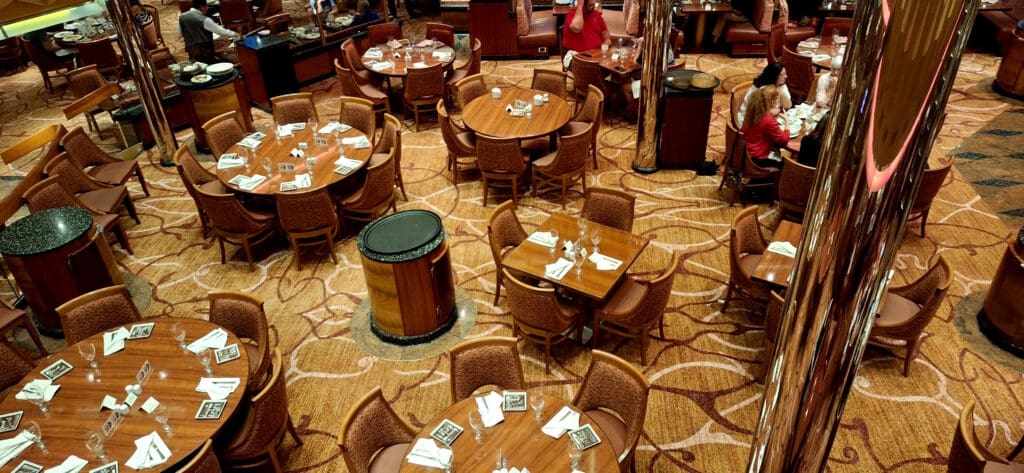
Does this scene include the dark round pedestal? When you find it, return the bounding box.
[995,24,1024,100]
[977,241,1024,358]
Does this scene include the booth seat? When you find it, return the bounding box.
[976,0,1024,55]
[723,0,813,57]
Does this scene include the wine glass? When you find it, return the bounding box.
[262,157,273,177]
[85,430,109,462]
[78,342,98,370]
[25,421,47,453]
[590,229,602,255]
[172,323,187,350]
[468,411,484,442]
[198,349,214,376]
[548,230,559,258]
[567,442,582,469]
[28,394,49,414]
[153,404,172,434]
[576,247,587,276]
[601,43,609,58]
[273,120,281,143]
[578,218,589,240]
[529,389,546,421]
[308,117,318,135]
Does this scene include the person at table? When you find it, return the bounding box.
[815,55,843,109]
[711,0,754,44]
[23,28,63,62]
[562,0,611,52]
[179,0,239,63]
[352,0,381,25]
[797,111,830,168]
[741,85,788,169]
[129,0,152,26]
[737,62,792,126]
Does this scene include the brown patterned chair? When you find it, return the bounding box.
[580,186,634,232]
[367,22,403,46]
[218,0,257,34]
[0,38,24,73]
[782,46,815,103]
[868,255,952,377]
[572,350,650,472]
[141,5,166,47]
[766,22,786,63]
[337,148,397,233]
[478,135,530,208]
[531,69,568,99]
[201,111,249,158]
[0,342,35,393]
[270,92,319,125]
[216,349,302,472]
[503,268,583,374]
[593,253,679,365]
[570,55,607,113]
[340,39,382,87]
[65,66,116,140]
[722,205,771,312]
[719,121,778,206]
[403,63,445,131]
[337,386,416,473]
[532,123,591,209]
[372,113,407,201]
[907,162,953,238]
[723,0,814,57]
[438,100,478,184]
[821,17,852,45]
[19,37,75,92]
[486,200,528,306]
[55,285,142,346]
[276,188,339,270]
[23,176,134,254]
[454,73,487,111]
[559,84,604,168]
[60,126,150,197]
[338,95,381,140]
[446,38,482,107]
[0,297,47,360]
[175,145,227,238]
[44,152,140,224]
[449,336,526,403]
[729,80,753,130]
[948,400,1014,473]
[194,187,276,272]
[77,37,123,79]
[425,23,456,47]
[209,291,273,391]
[778,154,816,222]
[175,439,221,473]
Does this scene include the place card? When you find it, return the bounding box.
[227,174,247,186]
[429,419,463,446]
[195,400,227,420]
[215,344,241,364]
[102,409,125,437]
[125,392,138,407]
[280,181,298,192]
[567,424,602,451]
[128,322,154,340]
[40,359,73,381]
[0,410,23,433]
[140,397,160,414]
[88,461,119,473]
[314,135,329,147]
[12,461,42,473]
[502,391,527,412]
[100,394,118,411]
[278,163,295,173]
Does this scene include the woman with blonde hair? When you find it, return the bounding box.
[741,85,789,169]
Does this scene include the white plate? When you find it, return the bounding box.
[207,62,233,75]
[53,31,72,39]
[799,50,814,57]
[63,35,83,42]
[191,74,212,84]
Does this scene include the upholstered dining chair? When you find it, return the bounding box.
[140,18,161,51]
[367,22,403,47]
[729,80,753,130]
[175,145,227,238]
[208,291,273,392]
[454,73,488,111]
[448,336,526,403]
[337,148,397,233]
[424,22,455,47]
[572,350,651,473]
[559,84,604,168]
[403,63,445,131]
[0,341,35,394]
[65,65,116,139]
[907,161,953,237]
[201,111,249,159]
[782,47,815,103]
[477,134,530,208]
[372,113,407,201]
[821,17,853,44]
[270,92,319,126]
[337,95,381,140]
[503,268,584,374]
[532,123,591,209]
[175,439,221,473]
[868,255,952,377]
[76,37,123,79]
[593,253,679,365]
[0,38,24,73]
[948,400,1014,473]
[23,176,134,254]
[570,54,606,112]
[340,39,381,87]
[60,126,150,197]
[580,186,635,232]
[337,386,416,473]
[722,205,771,312]
[19,37,75,92]
[44,152,140,224]
[0,297,47,360]
[778,155,816,222]
[276,187,339,270]
[446,38,482,106]
[55,285,142,346]
[218,0,256,34]
[216,349,303,472]
[720,121,778,206]
[531,69,568,99]
[438,100,478,184]
[263,13,292,33]
[486,200,528,306]
[766,22,786,63]
[194,187,276,272]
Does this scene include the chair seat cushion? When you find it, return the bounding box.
[724,22,767,43]
[199,180,229,194]
[78,186,128,214]
[87,160,137,186]
[456,131,476,149]
[369,443,412,473]
[360,83,389,101]
[738,253,762,277]
[585,409,628,460]
[519,14,558,48]
[597,277,645,318]
[241,341,261,376]
[875,293,922,327]
[560,121,590,136]
[532,150,557,167]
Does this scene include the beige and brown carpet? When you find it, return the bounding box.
[0,2,1022,471]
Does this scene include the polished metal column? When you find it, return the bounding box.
[630,0,673,173]
[107,0,178,166]
[746,0,980,471]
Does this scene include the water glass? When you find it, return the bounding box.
[590,230,601,255]
[568,442,582,469]
[153,404,172,434]
[576,247,587,276]
[529,389,546,421]
[578,218,589,239]
[85,430,109,462]
[78,342,98,370]
[273,121,281,143]
[601,43,609,58]
[548,230,559,258]
[468,411,484,441]
[25,421,47,453]
[262,157,273,177]
[172,323,187,350]
[28,396,49,414]
[199,349,214,376]
[308,117,318,135]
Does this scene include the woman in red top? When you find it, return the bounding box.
[741,85,789,169]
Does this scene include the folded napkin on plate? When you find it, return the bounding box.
[237,174,268,192]
[767,241,797,257]
[187,328,228,354]
[411,61,427,69]
[544,258,573,281]
[812,54,831,62]
[527,231,558,248]
[125,432,171,470]
[238,133,263,149]
[319,122,351,134]
[217,154,246,169]
[475,391,504,427]
[797,40,819,48]
[541,406,580,438]
[0,431,36,468]
[196,377,241,400]
[364,48,384,59]
[588,252,622,271]
[44,455,88,473]
[334,157,362,175]
[341,135,371,149]
[15,379,59,402]
[103,326,130,356]
[405,438,453,470]
[370,61,394,72]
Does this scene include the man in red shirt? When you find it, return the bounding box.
[562,0,611,52]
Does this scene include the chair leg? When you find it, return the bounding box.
[640,330,649,365]
[326,232,338,265]
[112,221,133,254]
[19,316,48,357]
[722,282,735,312]
[242,238,256,272]
[287,416,304,445]
[591,313,600,347]
[135,167,151,197]
[290,236,302,271]
[123,195,141,224]
[903,335,922,377]
[544,338,552,374]
[493,270,503,306]
[267,444,284,473]
[919,209,929,237]
[482,175,489,207]
[218,237,227,264]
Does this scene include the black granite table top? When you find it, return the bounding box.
[175,68,239,90]
[358,210,445,263]
[0,207,93,256]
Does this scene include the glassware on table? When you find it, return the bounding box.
[576,247,587,276]
[548,230,559,258]
[590,229,601,255]
[153,404,172,434]
[578,218,589,239]
[529,389,546,421]
[85,430,109,462]
[78,342,99,370]
[273,120,281,143]
[25,420,47,453]
[27,392,50,414]
[496,448,506,469]
[308,117,318,136]
[468,411,484,442]
[198,349,214,376]
[262,157,273,177]
[601,43,609,58]
[172,322,187,350]
[568,441,582,469]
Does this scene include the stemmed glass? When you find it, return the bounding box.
[576,247,587,277]
[548,230,559,258]
[567,442,582,469]
[28,394,49,414]
[262,157,273,178]
[198,349,214,376]
[78,342,99,370]
[468,411,484,442]
[153,404,172,434]
[308,117,319,135]
[578,218,589,240]
[25,421,47,453]
[273,120,281,143]
[590,229,601,255]
[85,430,109,462]
[529,389,546,421]
[172,322,187,350]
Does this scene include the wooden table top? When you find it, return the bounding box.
[579,48,640,78]
[399,392,619,473]
[462,88,574,140]
[0,318,248,470]
[675,0,734,14]
[216,125,372,196]
[795,41,841,70]
[979,1,1012,11]
[503,213,650,301]
[751,219,802,289]
[361,45,455,78]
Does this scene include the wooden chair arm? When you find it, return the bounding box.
[63,82,122,120]
[1,124,61,165]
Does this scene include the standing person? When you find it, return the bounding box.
[179,0,239,63]
[815,55,842,108]
[736,62,792,126]
[352,0,381,25]
[562,0,611,52]
[741,85,789,169]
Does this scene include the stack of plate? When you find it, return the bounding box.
[691,73,718,89]
[207,63,233,76]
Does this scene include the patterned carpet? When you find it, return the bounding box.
[950,105,1024,230]
[0,2,1022,471]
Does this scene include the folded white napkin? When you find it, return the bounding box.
[277,125,293,137]
[293,173,311,189]
[797,39,819,48]
[319,122,351,134]
[0,431,36,468]
[238,136,262,149]
[104,327,130,356]
[416,39,433,47]
[544,258,573,280]
[563,50,577,69]
[588,252,622,271]
[527,231,558,248]
[799,50,814,57]
[125,432,171,470]
[341,136,371,149]
[405,438,453,470]
[412,61,427,69]
[217,154,246,169]
[541,406,580,438]
[334,156,362,175]
[431,50,452,61]
[812,54,831,62]
[475,392,504,427]
[187,328,228,354]
[195,377,241,400]
[364,48,384,59]
[237,174,268,191]
[44,455,88,473]
[767,241,798,257]
[15,379,59,402]
[370,61,394,71]
[386,39,404,49]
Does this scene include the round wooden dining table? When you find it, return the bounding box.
[399,392,619,473]
[215,125,373,195]
[462,88,575,140]
[0,318,248,470]
[361,44,456,77]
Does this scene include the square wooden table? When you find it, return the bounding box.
[751,219,802,289]
[502,213,649,301]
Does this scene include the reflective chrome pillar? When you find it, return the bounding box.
[631,0,673,173]
[746,0,980,471]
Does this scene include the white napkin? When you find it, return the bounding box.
[195,377,241,400]
[0,431,36,468]
[799,50,814,57]
[277,125,293,137]
[44,455,88,473]
[563,50,576,69]
[293,173,311,189]
[797,40,819,48]
[411,61,427,69]
[541,406,580,438]
[238,136,262,149]
[475,392,504,427]
[527,231,558,248]
[104,327,130,356]
[588,252,622,271]
[290,148,305,158]
[544,258,573,280]
[364,48,384,59]
[186,328,228,354]
[217,154,246,169]
[767,241,798,257]
[416,39,433,47]
[432,50,452,61]
[334,156,362,175]
[237,174,268,191]
[15,379,59,402]
[285,122,306,131]
[405,438,453,470]
[370,61,394,72]
[812,54,831,62]
[386,39,404,48]
[341,136,370,149]
[319,122,351,134]
[125,432,171,470]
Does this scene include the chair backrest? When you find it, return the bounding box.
[630,253,680,324]
[572,350,651,462]
[202,111,247,158]
[176,144,218,188]
[767,21,786,62]
[911,162,952,214]
[874,256,953,345]
[219,0,255,32]
[61,126,114,169]
[455,74,487,110]
[44,152,104,195]
[531,69,567,99]
[487,199,527,269]
[20,37,65,70]
[403,63,445,101]
[821,17,852,44]
[208,291,272,391]
[195,187,270,234]
[539,123,591,175]
[949,400,1007,473]
[575,84,605,124]
[76,37,119,71]
[778,154,817,219]
[0,342,34,393]
[729,81,753,130]
[23,176,79,213]
[339,96,377,137]
[462,37,482,76]
[449,336,526,402]
[723,120,747,174]
[341,39,366,73]
[55,285,143,346]
[581,186,635,232]
[424,22,455,47]
[65,65,107,100]
[276,187,338,234]
[571,54,605,97]
[334,59,367,98]
[781,47,814,98]
[367,22,402,46]
[731,205,767,258]
[174,439,221,473]
[264,13,292,33]
[503,268,572,332]
[226,349,289,456]
[346,148,395,210]
[373,112,401,156]
[271,92,319,125]
[477,135,526,174]
[438,100,475,156]
[337,386,416,473]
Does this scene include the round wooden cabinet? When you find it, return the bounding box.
[979,239,1024,357]
[358,210,456,344]
[995,21,1024,99]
